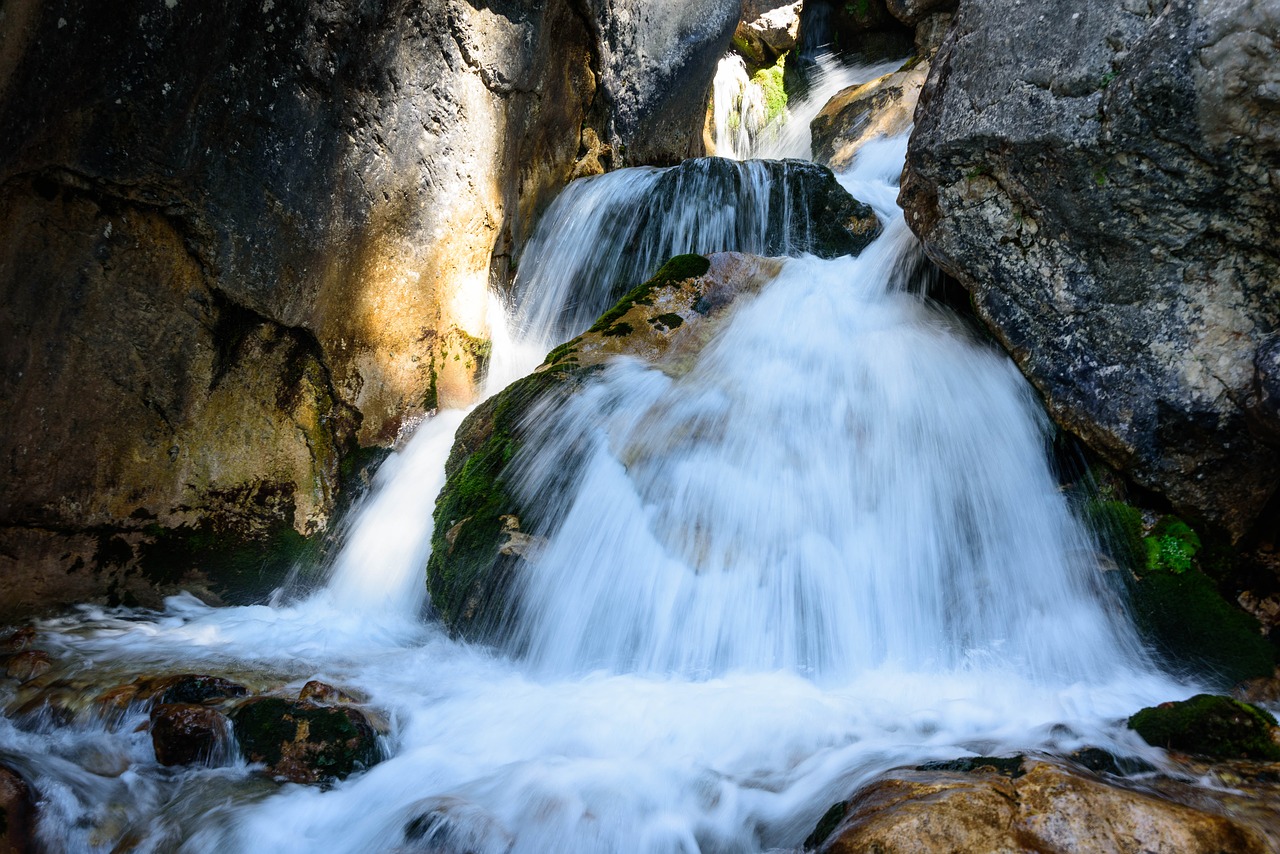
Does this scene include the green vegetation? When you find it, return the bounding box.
[1128,694,1280,760]
[650,313,684,331]
[804,801,849,851]
[751,57,788,125]
[917,756,1026,778]
[1088,499,1274,684]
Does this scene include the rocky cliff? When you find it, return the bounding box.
[901,0,1280,541]
[0,0,736,617]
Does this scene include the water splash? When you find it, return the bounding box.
[1,120,1199,854]
[711,51,899,160]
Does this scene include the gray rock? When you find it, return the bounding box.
[885,0,956,28]
[585,0,740,165]
[901,0,1280,539]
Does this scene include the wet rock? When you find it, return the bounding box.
[297,680,360,706]
[428,253,790,638]
[810,758,1274,853]
[735,1,803,65]
[0,765,35,854]
[96,674,248,723]
[641,158,882,260]
[798,0,914,62]
[1,629,35,652]
[230,697,380,784]
[1129,694,1280,762]
[150,703,232,767]
[811,60,930,171]
[1235,667,1280,706]
[4,651,50,683]
[901,0,1280,540]
[589,0,740,165]
[885,0,956,28]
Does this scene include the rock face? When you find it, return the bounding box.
[427,253,792,637]
[735,1,804,65]
[811,758,1277,853]
[0,0,737,619]
[901,0,1280,540]
[585,0,740,165]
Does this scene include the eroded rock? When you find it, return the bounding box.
[427,253,791,637]
[811,60,930,170]
[150,703,233,767]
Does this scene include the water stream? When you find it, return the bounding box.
[0,58,1199,854]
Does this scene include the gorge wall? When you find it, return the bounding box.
[0,0,736,617]
[901,0,1280,542]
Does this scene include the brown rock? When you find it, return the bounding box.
[230,697,380,784]
[0,765,35,854]
[1,629,35,652]
[4,651,50,683]
[149,703,232,767]
[297,680,360,706]
[95,674,247,723]
[811,61,930,172]
[815,759,1275,853]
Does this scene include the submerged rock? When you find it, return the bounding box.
[428,252,788,638]
[96,674,248,723]
[809,757,1275,853]
[1128,694,1280,762]
[230,697,380,784]
[150,703,233,767]
[901,0,1280,540]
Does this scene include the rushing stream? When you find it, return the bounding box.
[1,58,1200,853]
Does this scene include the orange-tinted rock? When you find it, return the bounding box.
[4,651,50,683]
[150,703,232,767]
[814,759,1275,854]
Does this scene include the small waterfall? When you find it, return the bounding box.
[1,66,1199,853]
[499,138,1149,682]
[711,51,900,161]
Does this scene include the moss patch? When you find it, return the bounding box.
[751,57,788,125]
[231,697,379,782]
[588,254,710,335]
[1087,501,1275,684]
[1128,694,1280,761]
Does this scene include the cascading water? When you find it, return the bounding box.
[1,69,1201,853]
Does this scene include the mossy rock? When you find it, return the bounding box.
[1128,694,1280,761]
[426,365,598,638]
[230,697,380,783]
[426,253,777,639]
[1087,501,1275,685]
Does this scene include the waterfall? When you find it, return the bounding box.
[1,87,1196,854]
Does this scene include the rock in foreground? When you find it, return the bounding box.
[811,758,1276,853]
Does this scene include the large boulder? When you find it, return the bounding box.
[811,60,930,170]
[0,0,738,618]
[1128,694,1280,762]
[901,0,1280,540]
[230,696,380,784]
[809,757,1276,853]
[427,253,790,637]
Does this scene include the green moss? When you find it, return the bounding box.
[1128,694,1280,760]
[588,254,710,334]
[427,369,583,634]
[231,697,378,780]
[1087,502,1275,684]
[751,57,788,125]
[543,339,580,368]
[650,313,684,331]
[1127,562,1274,683]
[602,321,633,337]
[139,519,319,604]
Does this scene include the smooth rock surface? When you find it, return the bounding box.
[901,0,1280,539]
[814,758,1277,853]
[811,60,930,170]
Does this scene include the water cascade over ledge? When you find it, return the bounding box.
[1,109,1199,854]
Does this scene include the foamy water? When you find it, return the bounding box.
[1,107,1199,854]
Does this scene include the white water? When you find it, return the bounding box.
[712,51,899,161]
[3,111,1198,854]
